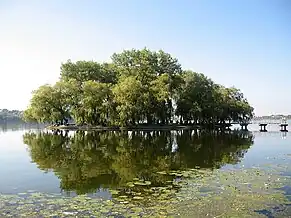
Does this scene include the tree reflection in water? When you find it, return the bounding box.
[23,130,253,195]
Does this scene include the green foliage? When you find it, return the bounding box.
[175,71,253,124]
[113,76,147,125]
[60,60,117,84]
[23,84,70,124]
[24,48,253,126]
[82,81,114,125]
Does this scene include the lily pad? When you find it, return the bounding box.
[110,190,120,195]
[156,171,167,175]
[126,182,135,187]
[134,181,151,186]
[132,196,144,200]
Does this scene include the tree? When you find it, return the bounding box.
[22,107,37,123]
[175,71,253,125]
[23,84,70,124]
[112,48,182,124]
[60,60,117,84]
[217,87,254,123]
[82,80,114,125]
[58,79,85,125]
[175,71,217,124]
[113,76,146,125]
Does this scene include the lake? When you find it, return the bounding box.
[1,124,291,217]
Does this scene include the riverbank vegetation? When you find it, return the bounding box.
[23,49,253,126]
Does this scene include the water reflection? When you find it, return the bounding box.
[0,122,43,133]
[252,131,289,139]
[23,130,254,195]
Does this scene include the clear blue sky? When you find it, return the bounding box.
[0,0,290,116]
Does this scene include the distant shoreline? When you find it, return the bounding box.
[253,117,291,120]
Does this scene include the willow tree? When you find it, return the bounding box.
[113,76,146,125]
[175,71,218,124]
[60,60,117,84]
[82,80,114,125]
[112,48,182,124]
[175,71,253,124]
[217,86,254,123]
[23,84,70,124]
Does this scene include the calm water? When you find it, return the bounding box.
[1,123,291,217]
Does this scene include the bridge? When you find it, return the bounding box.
[228,121,288,132]
[230,122,280,125]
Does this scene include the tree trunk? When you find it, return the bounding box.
[147,114,152,125]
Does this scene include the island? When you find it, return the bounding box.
[23,48,254,130]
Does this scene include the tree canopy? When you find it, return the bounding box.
[23,48,254,126]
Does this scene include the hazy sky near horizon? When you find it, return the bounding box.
[0,0,290,116]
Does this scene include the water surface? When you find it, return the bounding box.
[1,124,291,217]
